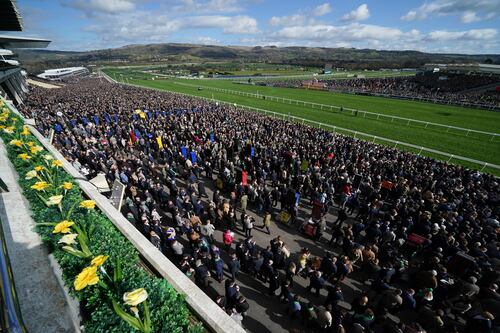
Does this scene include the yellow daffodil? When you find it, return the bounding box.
[25,170,38,180]
[0,125,5,129]
[43,154,53,161]
[90,255,109,268]
[123,288,148,306]
[18,153,31,161]
[30,145,44,154]
[52,220,74,234]
[61,182,73,190]
[31,181,50,191]
[51,160,63,168]
[47,195,64,206]
[20,126,30,136]
[74,266,99,291]
[58,233,78,245]
[9,139,22,147]
[34,166,45,172]
[3,126,14,134]
[26,141,35,147]
[11,118,17,123]
[79,200,96,210]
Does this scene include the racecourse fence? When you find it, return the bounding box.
[172,81,500,142]
[100,71,500,174]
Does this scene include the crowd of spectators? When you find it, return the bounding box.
[263,74,500,109]
[19,78,499,333]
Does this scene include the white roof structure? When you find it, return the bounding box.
[37,67,89,81]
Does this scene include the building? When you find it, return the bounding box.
[0,0,50,105]
[37,67,90,81]
[422,63,500,76]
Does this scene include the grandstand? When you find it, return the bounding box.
[423,63,500,76]
[37,66,90,81]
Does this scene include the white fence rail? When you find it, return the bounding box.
[173,81,500,141]
[101,71,500,173]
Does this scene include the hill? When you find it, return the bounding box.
[14,43,500,73]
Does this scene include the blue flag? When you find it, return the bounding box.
[190,151,197,164]
[134,128,142,139]
[181,146,187,158]
[210,133,215,143]
[112,115,118,123]
[295,192,300,205]
[82,117,89,125]
[93,115,100,125]
[250,147,255,157]
[104,114,111,124]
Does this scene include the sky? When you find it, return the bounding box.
[7,0,500,53]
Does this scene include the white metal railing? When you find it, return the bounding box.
[101,71,500,173]
[172,81,500,141]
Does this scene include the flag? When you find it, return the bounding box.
[210,133,215,143]
[93,115,100,125]
[242,171,248,185]
[190,151,197,164]
[181,146,187,158]
[134,128,142,139]
[250,147,255,157]
[129,130,137,144]
[156,136,163,149]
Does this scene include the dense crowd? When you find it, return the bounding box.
[20,78,499,333]
[264,74,500,109]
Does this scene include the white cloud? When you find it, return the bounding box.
[401,0,500,22]
[275,23,405,42]
[425,28,497,41]
[192,36,221,45]
[269,3,332,27]
[185,15,259,34]
[173,0,243,13]
[269,14,308,27]
[461,11,480,23]
[342,4,370,22]
[82,11,258,46]
[266,22,497,53]
[64,0,139,15]
[313,3,332,17]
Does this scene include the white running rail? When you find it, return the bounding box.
[172,81,500,141]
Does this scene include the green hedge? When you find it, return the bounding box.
[0,102,203,333]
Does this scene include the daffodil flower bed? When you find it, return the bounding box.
[0,101,203,333]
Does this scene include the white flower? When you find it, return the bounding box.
[25,170,38,180]
[58,233,78,245]
[47,195,63,206]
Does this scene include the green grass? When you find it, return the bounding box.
[102,68,500,174]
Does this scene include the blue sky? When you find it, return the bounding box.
[8,0,500,53]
